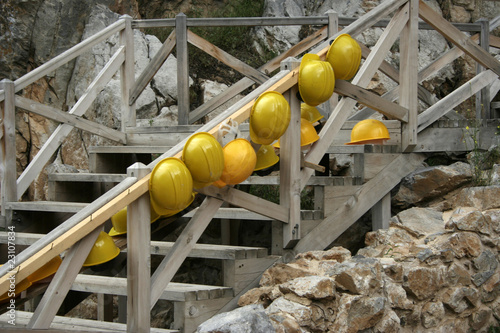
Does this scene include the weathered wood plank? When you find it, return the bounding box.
[130,30,176,106]
[0,19,126,102]
[417,70,498,132]
[120,15,135,129]
[295,153,425,253]
[28,228,102,329]
[1,310,176,332]
[16,46,126,199]
[419,0,500,76]
[126,163,151,333]
[0,80,17,225]
[150,197,224,308]
[188,30,269,84]
[176,13,190,125]
[334,79,408,122]
[15,96,126,143]
[400,0,418,151]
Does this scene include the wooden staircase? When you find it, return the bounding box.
[1,0,500,332]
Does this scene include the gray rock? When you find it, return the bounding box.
[391,207,445,238]
[195,304,276,333]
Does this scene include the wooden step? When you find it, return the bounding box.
[71,274,233,302]
[49,172,127,183]
[0,310,178,332]
[0,232,269,260]
[5,201,88,213]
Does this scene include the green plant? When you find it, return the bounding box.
[463,119,499,186]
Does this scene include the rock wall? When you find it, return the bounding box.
[2,0,500,201]
[197,179,500,332]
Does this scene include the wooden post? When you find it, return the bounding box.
[126,162,151,333]
[476,18,490,119]
[326,10,339,118]
[28,227,102,329]
[176,13,190,125]
[372,192,391,230]
[280,58,301,249]
[0,79,16,229]
[400,0,418,152]
[120,15,135,130]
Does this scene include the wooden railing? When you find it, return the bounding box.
[0,0,500,330]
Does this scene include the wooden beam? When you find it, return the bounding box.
[0,80,17,225]
[16,46,125,199]
[400,0,419,151]
[176,13,189,125]
[126,163,151,333]
[294,153,425,253]
[150,197,223,309]
[28,227,102,329]
[198,186,288,222]
[187,30,269,84]
[15,96,126,143]
[120,15,136,128]
[417,70,498,132]
[0,19,126,102]
[130,30,176,106]
[419,0,500,76]
[280,58,301,248]
[334,79,408,122]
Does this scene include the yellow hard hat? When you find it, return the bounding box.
[150,157,194,214]
[298,54,335,107]
[212,179,227,188]
[300,118,320,146]
[150,192,196,218]
[220,139,257,185]
[109,200,167,237]
[326,34,362,81]
[182,132,224,188]
[301,103,324,123]
[272,119,319,148]
[27,255,62,284]
[254,145,280,171]
[250,91,291,145]
[83,231,120,267]
[109,206,128,236]
[346,119,390,145]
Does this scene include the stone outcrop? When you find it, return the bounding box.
[196,165,500,332]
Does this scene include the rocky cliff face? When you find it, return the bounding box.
[196,163,500,333]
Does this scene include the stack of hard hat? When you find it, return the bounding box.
[298,54,335,107]
[212,138,257,188]
[326,34,362,81]
[301,103,324,124]
[182,132,224,189]
[149,157,194,216]
[83,231,120,267]
[346,119,390,145]
[273,118,320,149]
[250,91,291,145]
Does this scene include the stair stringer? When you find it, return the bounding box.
[293,153,425,254]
